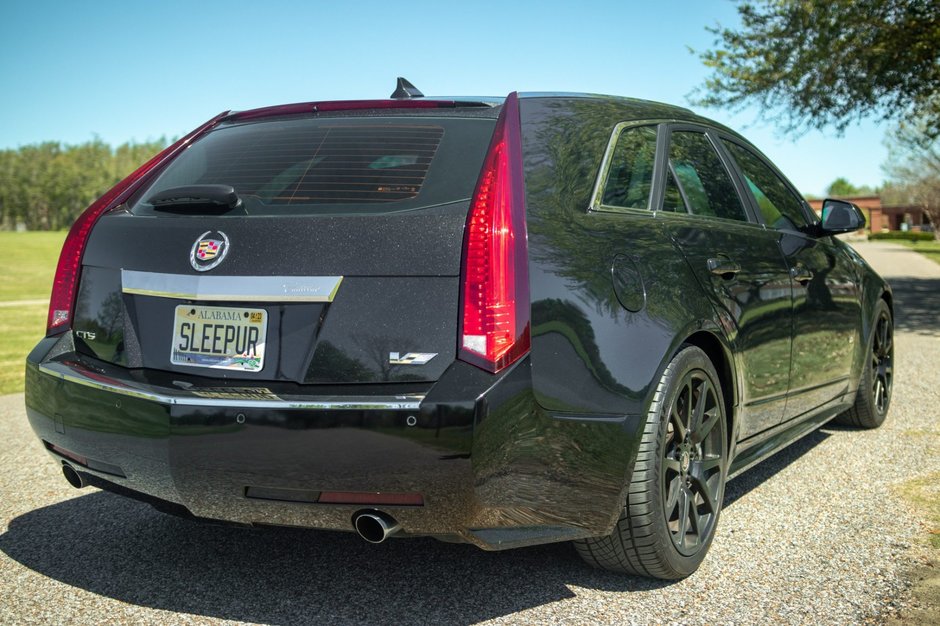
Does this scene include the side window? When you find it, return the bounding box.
[601,125,658,210]
[668,131,747,222]
[723,141,809,230]
[661,169,687,213]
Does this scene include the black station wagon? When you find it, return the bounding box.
[25,79,893,579]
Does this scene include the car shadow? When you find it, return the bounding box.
[724,428,831,508]
[884,277,940,337]
[0,492,672,625]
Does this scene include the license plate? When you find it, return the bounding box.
[171,305,267,372]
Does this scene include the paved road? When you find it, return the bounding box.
[0,241,937,625]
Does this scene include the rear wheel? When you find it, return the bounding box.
[575,345,728,579]
[835,300,893,429]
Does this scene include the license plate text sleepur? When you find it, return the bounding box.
[171,305,267,372]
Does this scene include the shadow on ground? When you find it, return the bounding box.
[725,427,831,508]
[885,277,940,337]
[0,426,839,626]
[0,493,659,625]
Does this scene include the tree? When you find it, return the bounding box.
[882,117,940,238]
[826,177,876,197]
[696,1,940,138]
[0,138,167,230]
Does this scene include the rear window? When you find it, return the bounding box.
[132,116,495,216]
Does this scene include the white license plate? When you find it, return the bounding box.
[171,305,267,372]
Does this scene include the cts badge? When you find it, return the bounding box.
[389,352,437,365]
[190,231,230,272]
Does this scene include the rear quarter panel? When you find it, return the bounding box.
[519,97,726,419]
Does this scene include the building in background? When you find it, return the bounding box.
[807,196,930,232]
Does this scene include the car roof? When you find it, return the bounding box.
[224,92,740,139]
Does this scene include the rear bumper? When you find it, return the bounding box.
[25,334,643,550]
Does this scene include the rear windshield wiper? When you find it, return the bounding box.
[147,185,243,213]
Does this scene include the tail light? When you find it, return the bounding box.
[46,111,229,335]
[458,92,530,373]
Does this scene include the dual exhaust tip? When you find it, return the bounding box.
[353,511,400,543]
[64,464,401,544]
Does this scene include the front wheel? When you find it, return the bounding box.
[575,345,728,579]
[835,299,893,429]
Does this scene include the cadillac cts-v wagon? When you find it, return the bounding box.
[25,80,893,579]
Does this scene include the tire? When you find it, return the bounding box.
[575,345,728,579]
[835,299,893,429]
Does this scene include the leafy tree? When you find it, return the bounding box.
[826,177,876,197]
[0,138,167,230]
[696,0,940,137]
[882,117,940,238]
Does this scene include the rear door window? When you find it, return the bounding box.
[722,141,810,231]
[132,116,495,216]
[599,125,658,210]
[667,131,747,222]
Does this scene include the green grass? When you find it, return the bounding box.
[0,231,66,394]
[897,472,940,549]
[0,303,47,394]
[897,239,940,266]
[0,231,67,301]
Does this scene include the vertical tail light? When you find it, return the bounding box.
[458,92,530,373]
[46,111,229,335]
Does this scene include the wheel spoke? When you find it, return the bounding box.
[692,408,719,445]
[692,377,709,431]
[670,404,687,442]
[691,473,718,513]
[677,488,690,544]
[699,456,722,473]
[665,476,681,512]
[664,457,681,474]
[689,499,704,539]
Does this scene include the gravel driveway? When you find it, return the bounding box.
[1,241,937,625]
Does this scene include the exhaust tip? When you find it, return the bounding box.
[62,463,86,489]
[353,512,401,544]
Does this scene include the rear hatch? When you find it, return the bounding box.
[72,110,498,385]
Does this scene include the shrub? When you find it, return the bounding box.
[868,231,935,242]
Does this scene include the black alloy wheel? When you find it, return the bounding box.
[575,345,728,579]
[662,369,724,556]
[836,299,893,429]
[871,308,893,415]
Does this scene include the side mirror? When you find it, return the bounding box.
[820,198,865,235]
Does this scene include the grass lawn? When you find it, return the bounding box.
[898,239,940,266]
[0,231,67,301]
[0,231,66,394]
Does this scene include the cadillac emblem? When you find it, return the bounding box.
[190,230,230,272]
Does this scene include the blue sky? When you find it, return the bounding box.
[1,0,889,196]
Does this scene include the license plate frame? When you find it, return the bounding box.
[171,305,267,372]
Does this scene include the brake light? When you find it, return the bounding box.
[46,111,229,335]
[227,99,458,121]
[458,92,530,373]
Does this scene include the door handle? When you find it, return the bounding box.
[707,257,741,278]
[790,263,814,285]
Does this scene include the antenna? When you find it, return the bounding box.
[390,77,424,99]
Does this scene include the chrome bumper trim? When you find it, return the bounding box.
[121,270,343,302]
[37,361,424,411]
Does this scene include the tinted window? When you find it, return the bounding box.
[723,141,809,230]
[601,125,658,210]
[132,117,495,216]
[668,131,747,222]
[661,169,686,213]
